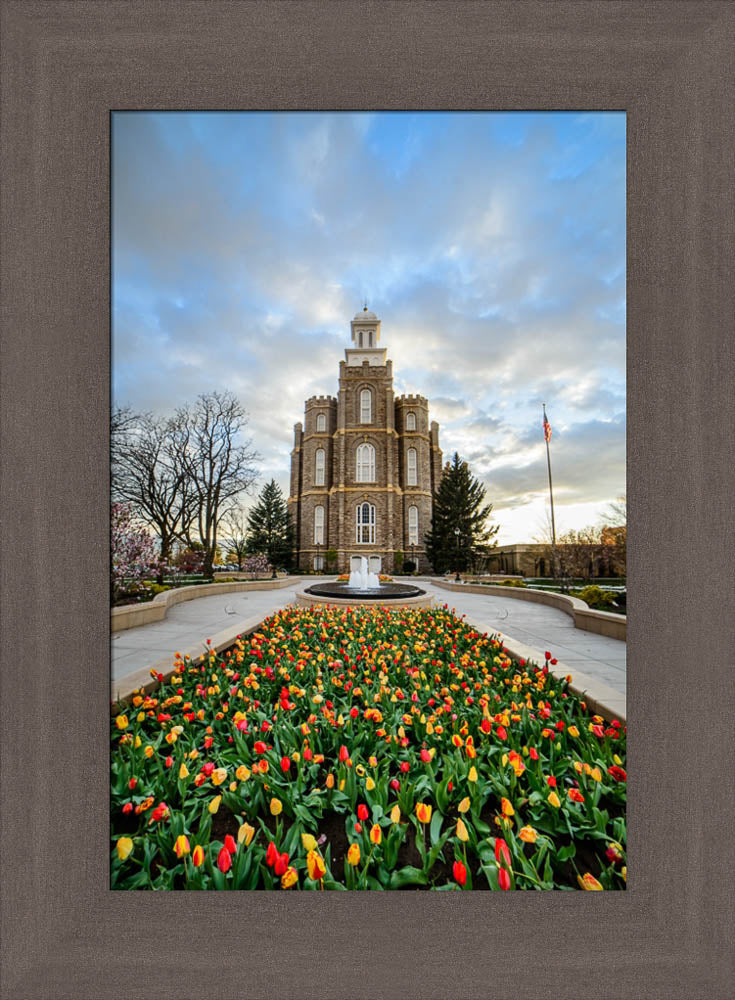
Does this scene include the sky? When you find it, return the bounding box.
[112,111,625,545]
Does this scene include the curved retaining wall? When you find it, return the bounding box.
[431,580,626,642]
[111,577,300,632]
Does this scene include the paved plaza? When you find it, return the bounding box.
[112,579,626,711]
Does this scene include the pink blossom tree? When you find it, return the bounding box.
[111,502,162,602]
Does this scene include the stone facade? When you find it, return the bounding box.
[289,308,442,573]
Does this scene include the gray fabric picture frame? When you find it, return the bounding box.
[1,1,733,997]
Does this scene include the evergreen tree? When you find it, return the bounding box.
[425,452,499,573]
[246,479,294,569]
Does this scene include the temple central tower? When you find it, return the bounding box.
[289,307,442,574]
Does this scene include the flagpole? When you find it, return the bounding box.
[543,403,558,578]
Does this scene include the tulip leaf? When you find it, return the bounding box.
[390,866,428,889]
[429,809,443,847]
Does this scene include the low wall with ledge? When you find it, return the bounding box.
[431,580,626,642]
[111,577,300,632]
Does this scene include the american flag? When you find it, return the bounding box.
[543,414,552,443]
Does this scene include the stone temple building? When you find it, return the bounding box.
[289,307,442,574]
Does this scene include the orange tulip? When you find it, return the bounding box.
[415,802,432,824]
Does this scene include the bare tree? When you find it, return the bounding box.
[220,506,249,570]
[176,391,260,576]
[111,408,196,575]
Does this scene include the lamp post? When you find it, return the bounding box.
[411,543,416,575]
[454,527,461,582]
[316,540,321,574]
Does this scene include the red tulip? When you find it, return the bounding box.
[224,834,237,854]
[122,802,133,815]
[165,756,173,769]
[280,756,291,773]
[354,822,362,834]
[529,748,539,761]
[453,860,467,886]
[546,775,557,788]
[128,777,137,791]
[350,707,359,719]
[592,725,604,738]
[339,745,349,762]
[568,788,584,803]
[274,852,289,877]
[400,761,410,773]
[608,765,627,782]
[496,726,507,741]
[217,846,232,873]
[266,841,278,867]
[202,762,215,776]
[480,718,491,734]
[420,749,431,763]
[357,804,369,821]
[494,837,511,869]
[303,747,312,761]
[389,778,400,791]
[254,740,267,754]
[498,867,511,891]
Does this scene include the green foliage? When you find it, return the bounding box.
[425,452,499,574]
[246,479,294,569]
[570,585,618,610]
[498,579,527,588]
[393,550,404,573]
[325,548,338,571]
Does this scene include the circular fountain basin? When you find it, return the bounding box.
[297,580,432,608]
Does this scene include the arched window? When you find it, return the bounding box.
[408,505,419,545]
[406,447,417,486]
[356,502,376,544]
[356,443,375,482]
[406,411,416,431]
[360,388,372,424]
[313,505,324,544]
[316,413,326,433]
[315,448,325,486]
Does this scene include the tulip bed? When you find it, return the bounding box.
[111,605,626,890]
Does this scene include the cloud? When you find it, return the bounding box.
[113,111,625,539]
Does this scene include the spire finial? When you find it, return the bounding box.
[363,299,368,311]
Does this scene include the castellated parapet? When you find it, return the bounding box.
[289,309,442,574]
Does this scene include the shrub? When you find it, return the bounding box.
[498,579,527,588]
[570,585,618,610]
[403,559,416,574]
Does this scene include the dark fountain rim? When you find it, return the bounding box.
[304,581,426,601]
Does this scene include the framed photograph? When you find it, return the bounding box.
[1,2,732,998]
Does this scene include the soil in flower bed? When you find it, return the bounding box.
[111,604,626,891]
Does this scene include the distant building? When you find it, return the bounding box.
[288,307,442,573]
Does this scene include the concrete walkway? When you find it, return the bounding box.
[111,578,626,716]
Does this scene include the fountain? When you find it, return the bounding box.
[298,555,430,607]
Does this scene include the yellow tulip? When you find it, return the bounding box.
[208,795,222,814]
[621,866,627,883]
[347,842,361,866]
[458,796,471,813]
[211,768,227,787]
[115,715,129,730]
[567,725,580,738]
[236,765,251,782]
[307,850,326,880]
[325,773,335,789]
[281,866,298,889]
[547,791,561,808]
[501,797,515,818]
[174,834,190,858]
[269,797,283,816]
[369,823,382,844]
[390,804,401,824]
[468,766,478,783]
[415,802,432,824]
[116,836,133,861]
[577,872,604,890]
[366,776,376,791]
[179,763,189,780]
[456,818,469,842]
[301,833,318,853]
[519,826,538,843]
[192,844,204,867]
[144,745,155,759]
[238,822,255,846]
